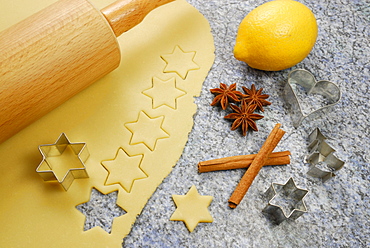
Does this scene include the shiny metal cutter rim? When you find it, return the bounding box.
[262,177,308,225]
[305,128,345,182]
[36,133,89,191]
[283,69,341,128]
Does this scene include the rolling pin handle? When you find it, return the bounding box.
[101,0,175,37]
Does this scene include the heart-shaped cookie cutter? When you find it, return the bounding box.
[283,69,341,127]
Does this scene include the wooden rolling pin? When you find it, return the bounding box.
[0,0,174,144]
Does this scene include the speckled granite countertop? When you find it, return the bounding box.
[107,0,370,246]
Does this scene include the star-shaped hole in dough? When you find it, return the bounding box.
[76,188,126,234]
[125,111,170,151]
[161,45,200,79]
[142,76,186,109]
[101,148,147,193]
[170,185,213,232]
[36,133,89,191]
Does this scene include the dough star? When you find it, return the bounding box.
[101,148,147,193]
[161,45,200,79]
[125,111,170,151]
[143,76,186,109]
[170,185,213,232]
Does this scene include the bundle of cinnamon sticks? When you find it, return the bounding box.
[198,123,288,209]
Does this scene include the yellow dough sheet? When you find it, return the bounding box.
[0,0,215,247]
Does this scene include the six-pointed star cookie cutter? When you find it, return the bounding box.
[283,69,341,128]
[36,133,89,190]
[305,128,344,182]
[262,177,308,225]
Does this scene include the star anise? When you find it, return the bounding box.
[241,84,271,112]
[224,101,264,136]
[210,83,243,110]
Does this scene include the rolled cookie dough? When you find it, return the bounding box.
[0,0,214,247]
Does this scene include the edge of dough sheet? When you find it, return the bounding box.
[0,0,215,247]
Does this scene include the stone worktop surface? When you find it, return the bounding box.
[116,0,369,247]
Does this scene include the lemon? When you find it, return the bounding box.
[234,0,318,71]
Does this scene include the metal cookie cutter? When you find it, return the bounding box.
[283,69,341,128]
[36,133,89,191]
[307,127,327,151]
[262,178,308,225]
[305,128,344,182]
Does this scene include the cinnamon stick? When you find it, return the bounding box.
[228,123,285,209]
[198,151,290,173]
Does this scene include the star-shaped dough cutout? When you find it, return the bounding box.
[161,46,200,79]
[125,111,170,151]
[170,185,213,232]
[101,148,147,192]
[142,77,186,109]
[36,133,89,191]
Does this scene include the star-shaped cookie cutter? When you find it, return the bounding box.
[283,69,341,128]
[36,133,89,191]
[262,178,308,225]
[305,128,344,182]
